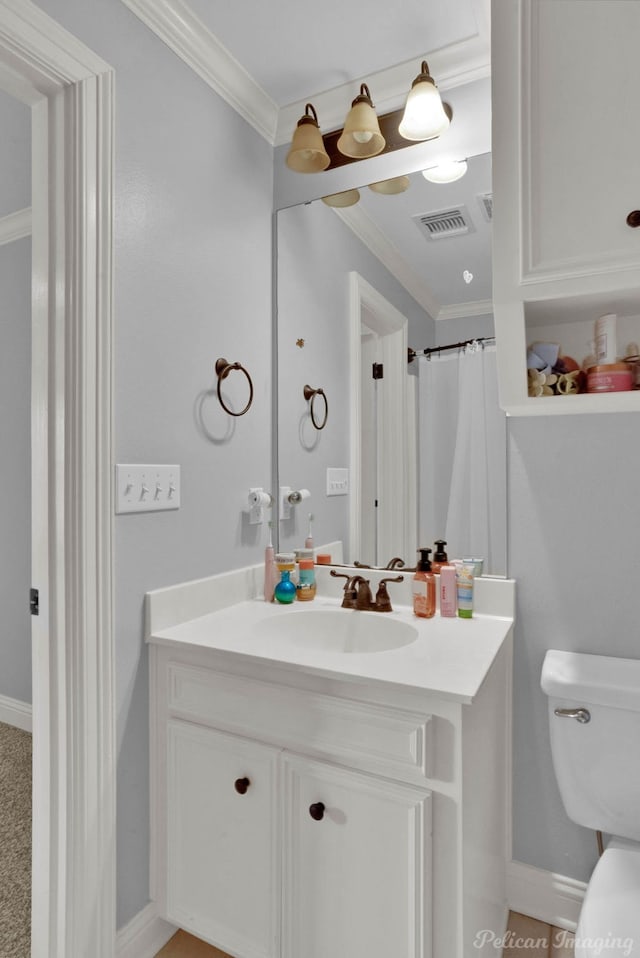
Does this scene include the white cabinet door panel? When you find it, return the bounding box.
[282,754,432,958]
[166,720,280,958]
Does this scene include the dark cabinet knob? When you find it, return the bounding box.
[234,776,250,795]
[309,802,325,821]
[626,210,640,228]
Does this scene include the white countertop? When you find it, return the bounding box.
[149,593,513,704]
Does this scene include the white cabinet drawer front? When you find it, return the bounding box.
[281,754,432,958]
[166,721,280,958]
[167,663,433,780]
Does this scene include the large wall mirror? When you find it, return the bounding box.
[275,79,507,575]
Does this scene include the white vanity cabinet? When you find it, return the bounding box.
[492,0,640,415]
[149,610,512,958]
[153,653,433,958]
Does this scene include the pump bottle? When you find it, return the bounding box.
[413,548,436,619]
[431,539,449,574]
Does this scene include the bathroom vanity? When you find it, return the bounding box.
[147,565,514,958]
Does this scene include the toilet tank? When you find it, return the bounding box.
[541,649,640,841]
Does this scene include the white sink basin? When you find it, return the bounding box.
[258,608,418,654]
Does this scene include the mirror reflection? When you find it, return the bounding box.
[276,151,507,575]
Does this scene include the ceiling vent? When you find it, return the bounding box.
[477,192,493,222]
[413,205,476,241]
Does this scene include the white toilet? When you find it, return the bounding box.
[541,649,640,957]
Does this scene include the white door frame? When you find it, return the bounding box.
[0,3,115,957]
[348,272,416,565]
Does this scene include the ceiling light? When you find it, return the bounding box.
[368,176,410,195]
[337,84,386,159]
[398,60,450,142]
[422,160,468,184]
[286,103,330,174]
[321,189,361,208]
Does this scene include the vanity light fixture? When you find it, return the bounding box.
[368,175,410,195]
[285,103,330,173]
[398,60,450,142]
[422,159,468,184]
[321,188,361,208]
[337,84,386,159]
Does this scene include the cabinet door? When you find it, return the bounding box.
[282,755,431,958]
[166,720,280,958]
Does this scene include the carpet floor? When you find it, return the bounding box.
[0,722,31,958]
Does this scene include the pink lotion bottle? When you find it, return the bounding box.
[439,565,457,617]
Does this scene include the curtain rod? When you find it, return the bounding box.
[408,336,495,363]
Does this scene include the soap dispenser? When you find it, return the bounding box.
[432,539,449,574]
[413,548,435,619]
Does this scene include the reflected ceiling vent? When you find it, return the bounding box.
[413,205,476,241]
[477,192,493,222]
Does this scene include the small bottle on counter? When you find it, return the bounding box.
[413,548,435,619]
[439,565,457,617]
[274,569,296,604]
[296,559,316,601]
[431,539,449,574]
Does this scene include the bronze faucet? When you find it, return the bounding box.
[330,571,367,609]
[332,570,404,612]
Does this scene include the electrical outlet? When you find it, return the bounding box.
[115,464,181,514]
[326,468,349,496]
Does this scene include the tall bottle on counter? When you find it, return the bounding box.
[413,548,435,619]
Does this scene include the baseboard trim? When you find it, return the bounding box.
[507,860,587,931]
[116,902,176,958]
[0,694,32,732]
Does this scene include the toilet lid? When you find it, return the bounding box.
[576,839,640,957]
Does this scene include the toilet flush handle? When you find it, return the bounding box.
[554,707,591,724]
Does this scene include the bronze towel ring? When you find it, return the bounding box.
[303,384,328,430]
[215,358,254,417]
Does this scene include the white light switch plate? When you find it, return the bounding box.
[326,467,349,496]
[115,464,181,514]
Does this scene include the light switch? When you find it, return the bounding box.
[115,464,180,514]
[326,467,349,496]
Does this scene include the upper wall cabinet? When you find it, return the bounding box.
[492,0,640,415]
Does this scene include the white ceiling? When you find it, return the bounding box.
[185,0,488,108]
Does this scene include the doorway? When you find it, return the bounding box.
[349,272,417,566]
[0,3,115,956]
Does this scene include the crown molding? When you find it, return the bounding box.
[437,298,493,320]
[119,0,279,142]
[334,204,440,320]
[0,206,31,244]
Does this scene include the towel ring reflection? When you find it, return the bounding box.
[215,358,254,417]
[303,384,328,430]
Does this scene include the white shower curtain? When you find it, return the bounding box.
[418,344,507,574]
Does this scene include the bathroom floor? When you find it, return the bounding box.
[154,913,575,957]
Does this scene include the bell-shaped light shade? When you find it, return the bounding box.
[337,84,386,159]
[422,160,468,184]
[368,176,410,195]
[286,103,330,173]
[398,61,450,142]
[321,189,360,208]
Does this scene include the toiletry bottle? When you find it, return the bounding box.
[456,564,474,619]
[263,521,278,602]
[296,559,316,601]
[413,548,435,619]
[305,513,314,550]
[432,539,449,574]
[439,565,457,617]
[274,569,296,604]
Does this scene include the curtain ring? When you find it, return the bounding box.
[215,358,254,417]
[303,384,328,430]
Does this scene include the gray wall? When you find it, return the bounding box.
[0,90,31,707]
[0,237,31,706]
[509,413,640,880]
[277,201,433,556]
[35,0,273,927]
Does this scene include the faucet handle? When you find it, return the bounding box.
[375,575,404,612]
[385,557,406,570]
